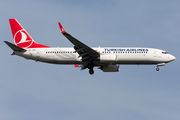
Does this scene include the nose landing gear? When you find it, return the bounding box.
[156,67,159,71]
[156,63,165,71]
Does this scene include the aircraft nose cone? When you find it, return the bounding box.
[170,55,176,61]
[172,56,176,61]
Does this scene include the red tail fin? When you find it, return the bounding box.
[9,19,50,49]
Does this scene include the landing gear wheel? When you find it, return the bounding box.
[156,67,159,71]
[89,69,94,75]
[87,62,94,69]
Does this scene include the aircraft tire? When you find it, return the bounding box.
[156,67,159,71]
[89,69,94,75]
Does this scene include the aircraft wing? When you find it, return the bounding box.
[58,22,99,61]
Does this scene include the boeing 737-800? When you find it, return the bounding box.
[4,19,175,75]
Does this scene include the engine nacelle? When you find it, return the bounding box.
[100,54,117,63]
[101,65,119,72]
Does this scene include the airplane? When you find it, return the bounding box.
[4,19,175,75]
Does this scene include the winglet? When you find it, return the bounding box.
[58,22,68,35]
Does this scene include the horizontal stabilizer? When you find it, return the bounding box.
[4,41,26,52]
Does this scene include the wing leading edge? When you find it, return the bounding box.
[58,22,99,61]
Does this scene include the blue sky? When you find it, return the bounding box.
[0,0,179,120]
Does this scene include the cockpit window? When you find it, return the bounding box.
[162,51,168,54]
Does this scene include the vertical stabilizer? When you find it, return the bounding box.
[9,19,50,49]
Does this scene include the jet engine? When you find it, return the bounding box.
[100,65,119,72]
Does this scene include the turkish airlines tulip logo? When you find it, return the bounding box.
[14,30,33,48]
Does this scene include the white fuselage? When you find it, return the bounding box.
[6,19,176,74]
[15,47,175,66]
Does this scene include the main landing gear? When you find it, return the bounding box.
[88,61,94,75]
[89,68,94,75]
